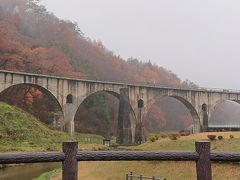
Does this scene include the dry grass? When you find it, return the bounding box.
[52,132,240,180]
[52,161,240,180]
[180,131,240,140]
[127,132,240,152]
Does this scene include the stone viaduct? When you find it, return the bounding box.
[1,70,240,144]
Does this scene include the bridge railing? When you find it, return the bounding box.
[1,141,240,180]
[197,87,240,93]
[2,70,240,94]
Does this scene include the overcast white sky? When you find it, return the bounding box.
[40,0,240,89]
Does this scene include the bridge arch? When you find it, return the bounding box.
[75,90,137,120]
[0,83,64,129]
[145,95,201,133]
[209,99,240,130]
[73,90,137,141]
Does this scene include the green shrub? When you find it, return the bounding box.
[179,130,191,136]
[148,134,159,142]
[154,134,160,140]
[159,133,168,138]
[148,134,155,142]
[207,135,216,141]
[169,134,179,140]
[230,135,234,139]
[149,136,156,142]
[217,136,223,140]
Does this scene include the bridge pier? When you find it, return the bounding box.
[63,103,78,135]
[117,88,133,144]
[135,99,146,144]
[202,106,209,132]
[1,70,240,138]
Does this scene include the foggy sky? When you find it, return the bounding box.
[40,0,240,89]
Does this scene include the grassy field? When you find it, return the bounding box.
[0,101,112,179]
[127,132,240,152]
[34,168,61,180]
[0,102,73,152]
[50,161,240,180]
[0,102,107,152]
[75,133,104,144]
[2,101,240,179]
[51,132,240,180]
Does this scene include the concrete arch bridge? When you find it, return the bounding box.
[1,70,240,144]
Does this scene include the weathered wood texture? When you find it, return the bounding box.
[1,141,240,180]
[0,152,64,164]
[76,151,199,161]
[196,141,212,180]
[62,141,78,180]
[2,150,240,164]
[210,152,240,161]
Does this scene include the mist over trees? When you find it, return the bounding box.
[74,92,119,138]
[145,98,193,133]
[210,100,240,127]
[4,0,240,137]
[0,0,196,87]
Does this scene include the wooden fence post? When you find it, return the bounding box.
[130,172,133,180]
[62,141,78,180]
[195,141,212,180]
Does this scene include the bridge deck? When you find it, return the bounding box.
[1,70,240,94]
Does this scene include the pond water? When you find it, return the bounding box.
[0,162,60,180]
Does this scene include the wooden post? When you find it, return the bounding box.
[62,141,78,180]
[140,175,143,180]
[152,176,155,180]
[130,172,133,180]
[195,141,212,180]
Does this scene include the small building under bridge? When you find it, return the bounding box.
[207,125,240,132]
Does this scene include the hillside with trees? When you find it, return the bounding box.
[0,0,196,87]
[0,0,197,136]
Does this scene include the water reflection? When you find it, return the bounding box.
[0,162,60,180]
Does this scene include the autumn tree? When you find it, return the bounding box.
[0,0,198,135]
